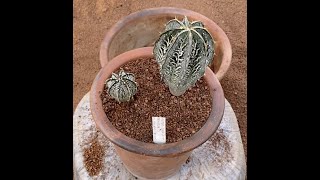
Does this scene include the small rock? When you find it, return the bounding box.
[180,101,185,107]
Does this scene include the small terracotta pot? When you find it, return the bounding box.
[91,47,225,179]
[99,7,232,81]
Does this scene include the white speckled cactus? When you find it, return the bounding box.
[106,69,137,102]
[153,16,215,96]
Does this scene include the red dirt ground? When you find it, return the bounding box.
[73,0,247,160]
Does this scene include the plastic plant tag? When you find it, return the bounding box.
[152,117,166,144]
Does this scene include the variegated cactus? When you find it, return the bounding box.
[153,16,215,96]
[106,69,137,102]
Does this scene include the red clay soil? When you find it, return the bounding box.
[83,138,105,176]
[73,0,247,160]
[100,58,212,143]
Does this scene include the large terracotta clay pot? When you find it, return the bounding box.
[91,47,225,179]
[99,7,232,81]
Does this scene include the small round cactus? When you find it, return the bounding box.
[105,69,137,102]
[153,16,215,96]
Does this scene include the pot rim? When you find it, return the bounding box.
[91,47,225,157]
[99,7,232,80]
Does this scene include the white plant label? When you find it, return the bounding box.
[152,117,166,144]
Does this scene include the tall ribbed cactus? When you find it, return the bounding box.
[106,69,137,102]
[153,16,215,96]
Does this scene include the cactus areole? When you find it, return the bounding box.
[106,69,138,102]
[154,16,215,96]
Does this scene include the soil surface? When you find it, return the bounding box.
[83,138,105,176]
[101,58,212,143]
[73,0,246,158]
[210,129,233,166]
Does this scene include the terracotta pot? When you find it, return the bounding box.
[99,7,232,81]
[91,47,225,179]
